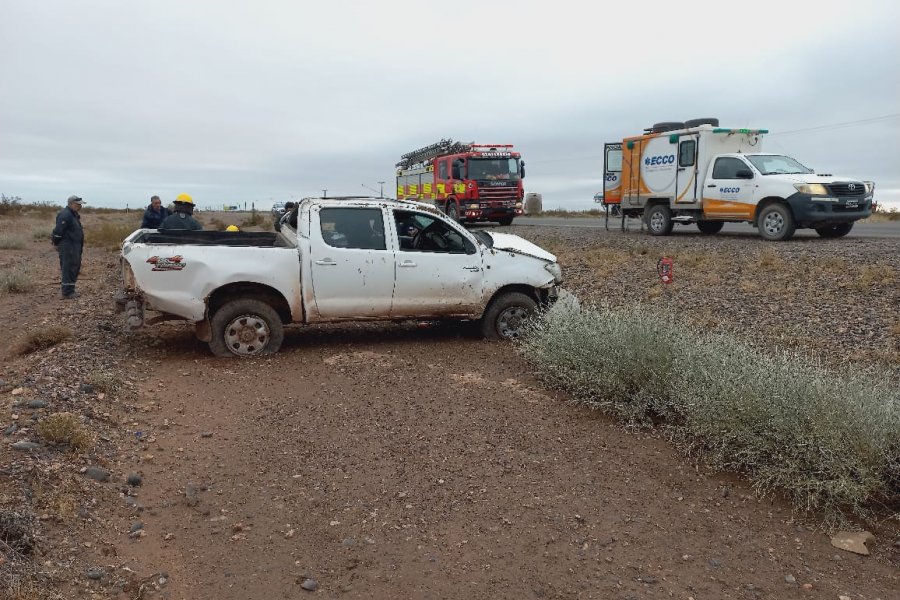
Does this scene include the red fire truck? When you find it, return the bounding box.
[395,139,526,225]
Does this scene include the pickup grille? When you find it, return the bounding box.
[827,182,866,197]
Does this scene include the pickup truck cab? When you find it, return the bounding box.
[118,197,562,357]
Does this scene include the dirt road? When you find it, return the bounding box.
[1,212,897,599]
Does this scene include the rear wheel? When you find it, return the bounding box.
[498,216,514,226]
[209,299,284,358]
[815,222,853,238]
[758,203,796,241]
[481,292,538,340]
[646,204,674,236]
[696,220,724,234]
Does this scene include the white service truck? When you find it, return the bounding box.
[602,119,875,240]
[117,197,562,357]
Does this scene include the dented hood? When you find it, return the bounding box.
[486,232,557,262]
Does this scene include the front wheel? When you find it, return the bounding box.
[446,200,460,222]
[481,292,538,340]
[208,299,284,357]
[645,204,674,236]
[696,220,724,234]
[758,204,796,241]
[497,216,514,226]
[815,222,853,238]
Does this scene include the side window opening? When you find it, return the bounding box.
[712,157,747,179]
[438,160,448,179]
[393,210,474,254]
[679,140,696,168]
[319,207,386,250]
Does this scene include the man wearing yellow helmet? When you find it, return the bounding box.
[160,193,202,230]
[225,225,240,232]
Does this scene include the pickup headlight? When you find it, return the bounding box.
[864,181,875,194]
[794,183,829,196]
[544,262,562,284]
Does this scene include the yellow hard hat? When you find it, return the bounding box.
[225,225,239,232]
[175,193,194,205]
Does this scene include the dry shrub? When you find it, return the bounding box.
[208,217,226,231]
[14,326,71,355]
[0,235,25,249]
[86,222,134,250]
[0,268,34,294]
[86,370,122,395]
[756,247,785,270]
[855,264,895,289]
[35,412,94,452]
[521,305,900,526]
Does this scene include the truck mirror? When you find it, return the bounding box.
[520,161,525,178]
[736,169,754,179]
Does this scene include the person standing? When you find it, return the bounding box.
[141,195,169,229]
[51,195,85,299]
[160,193,202,230]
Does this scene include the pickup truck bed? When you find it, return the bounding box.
[131,230,291,247]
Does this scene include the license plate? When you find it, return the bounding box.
[846,200,858,208]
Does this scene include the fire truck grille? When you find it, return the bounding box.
[827,183,866,197]
[479,187,517,201]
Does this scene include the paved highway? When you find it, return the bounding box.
[509,216,900,239]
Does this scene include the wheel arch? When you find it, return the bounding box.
[481,284,544,317]
[206,282,292,324]
[754,196,790,223]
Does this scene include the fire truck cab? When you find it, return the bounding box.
[396,139,525,226]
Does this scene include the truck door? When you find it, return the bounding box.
[602,143,622,207]
[308,206,395,318]
[389,209,483,317]
[702,156,757,220]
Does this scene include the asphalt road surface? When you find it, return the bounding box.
[509,216,900,239]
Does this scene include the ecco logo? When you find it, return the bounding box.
[644,155,675,166]
[605,174,618,182]
[719,187,741,194]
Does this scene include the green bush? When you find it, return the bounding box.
[86,222,135,249]
[520,305,900,524]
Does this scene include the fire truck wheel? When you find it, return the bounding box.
[696,220,724,234]
[209,299,284,358]
[446,200,460,222]
[481,292,538,341]
[814,222,853,238]
[646,204,674,236]
[498,216,514,226]
[758,203,796,241]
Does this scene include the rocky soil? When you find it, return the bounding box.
[1,212,898,599]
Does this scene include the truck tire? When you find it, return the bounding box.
[650,121,685,133]
[696,220,724,234]
[646,204,674,236]
[481,292,537,341]
[498,216,514,226]
[209,299,284,358]
[446,200,460,222]
[815,222,853,238]
[758,203,796,241]
[684,117,719,128]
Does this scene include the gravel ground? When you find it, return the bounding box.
[1,213,898,599]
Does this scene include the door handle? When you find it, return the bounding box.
[314,259,337,266]
[399,260,417,268]
[706,184,716,188]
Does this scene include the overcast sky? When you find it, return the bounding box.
[1,0,898,211]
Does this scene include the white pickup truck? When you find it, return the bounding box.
[118,197,562,357]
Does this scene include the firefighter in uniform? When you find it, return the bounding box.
[51,195,85,299]
[160,193,202,230]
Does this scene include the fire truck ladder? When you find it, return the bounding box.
[396,139,473,169]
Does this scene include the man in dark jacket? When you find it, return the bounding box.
[141,195,169,229]
[160,193,202,230]
[51,195,85,299]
